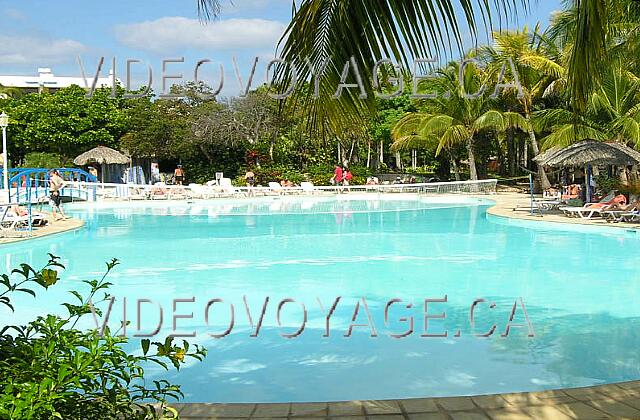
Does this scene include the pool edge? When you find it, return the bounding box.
[168,380,640,419]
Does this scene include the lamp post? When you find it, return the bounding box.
[0,112,8,202]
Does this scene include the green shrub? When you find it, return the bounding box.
[21,152,63,169]
[0,255,206,419]
[594,174,620,195]
[231,164,375,187]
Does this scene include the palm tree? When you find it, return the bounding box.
[479,28,564,188]
[535,63,640,149]
[556,0,640,111]
[392,62,527,180]
[0,84,22,99]
[264,0,530,129]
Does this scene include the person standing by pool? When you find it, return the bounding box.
[332,165,343,186]
[174,165,185,185]
[343,168,353,186]
[245,169,255,196]
[88,166,98,180]
[49,170,67,221]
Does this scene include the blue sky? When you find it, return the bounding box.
[0,0,562,96]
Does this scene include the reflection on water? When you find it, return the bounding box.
[1,197,639,402]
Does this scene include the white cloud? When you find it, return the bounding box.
[0,35,87,65]
[4,8,27,21]
[222,0,289,14]
[212,358,266,374]
[114,17,286,54]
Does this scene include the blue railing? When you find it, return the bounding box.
[2,168,98,203]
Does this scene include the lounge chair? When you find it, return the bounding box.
[268,182,284,195]
[168,187,189,200]
[602,201,640,222]
[150,183,169,200]
[621,211,640,223]
[219,178,242,197]
[1,211,48,231]
[560,194,627,219]
[129,187,149,201]
[559,206,609,219]
[300,182,316,195]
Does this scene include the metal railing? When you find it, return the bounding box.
[62,179,497,201]
[5,168,98,203]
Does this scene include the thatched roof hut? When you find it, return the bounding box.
[74,146,131,184]
[534,141,640,167]
[73,146,130,166]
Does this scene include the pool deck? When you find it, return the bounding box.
[170,381,640,419]
[483,192,640,231]
[4,193,640,418]
[0,214,84,244]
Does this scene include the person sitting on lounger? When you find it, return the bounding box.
[562,184,581,200]
[606,200,640,212]
[586,194,627,209]
[9,205,28,217]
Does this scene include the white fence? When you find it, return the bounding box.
[58,179,498,202]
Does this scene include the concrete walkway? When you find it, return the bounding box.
[169,381,640,419]
[0,215,84,244]
[484,192,640,232]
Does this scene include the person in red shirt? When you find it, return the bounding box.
[343,169,353,186]
[333,165,343,185]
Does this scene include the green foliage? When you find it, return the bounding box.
[4,86,128,163]
[21,152,64,168]
[594,174,620,194]
[0,255,206,419]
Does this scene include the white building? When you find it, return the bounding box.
[0,67,115,96]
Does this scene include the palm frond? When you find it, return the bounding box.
[567,0,609,110]
[436,125,470,154]
[422,115,455,137]
[473,110,507,132]
[277,0,530,131]
[540,124,606,149]
[197,0,221,19]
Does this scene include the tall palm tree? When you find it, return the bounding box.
[557,0,640,111]
[392,62,527,180]
[479,27,564,188]
[535,63,640,149]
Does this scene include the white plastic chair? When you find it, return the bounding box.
[300,182,316,195]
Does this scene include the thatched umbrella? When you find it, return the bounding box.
[534,141,640,202]
[534,141,640,167]
[74,146,130,183]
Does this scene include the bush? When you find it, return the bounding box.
[594,174,620,195]
[21,152,63,169]
[0,255,206,419]
[233,164,307,186]
[231,164,375,187]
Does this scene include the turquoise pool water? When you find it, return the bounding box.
[2,195,640,403]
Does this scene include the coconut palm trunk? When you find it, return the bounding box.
[449,152,461,181]
[526,121,551,190]
[467,138,478,181]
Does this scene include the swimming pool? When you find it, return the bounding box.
[2,195,640,403]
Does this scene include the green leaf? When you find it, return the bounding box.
[141,339,150,356]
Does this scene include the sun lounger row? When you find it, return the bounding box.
[97,180,320,201]
[559,195,640,222]
[0,205,49,236]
